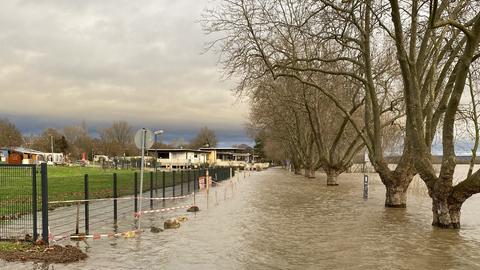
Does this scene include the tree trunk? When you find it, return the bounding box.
[431,197,462,229]
[384,185,407,208]
[376,161,414,208]
[326,171,339,186]
[304,167,315,178]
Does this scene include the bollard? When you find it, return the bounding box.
[363,174,369,199]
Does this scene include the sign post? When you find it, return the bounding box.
[363,174,369,199]
[134,128,154,230]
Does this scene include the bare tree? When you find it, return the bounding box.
[189,126,218,149]
[63,122,93,160]
[386,0,480,228]
[204,0,411,203]
[0,118,23,147]
[98,121,135,156]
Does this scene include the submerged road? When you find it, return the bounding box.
[3,167,480,269]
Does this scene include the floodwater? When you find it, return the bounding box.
[2,167,480,270]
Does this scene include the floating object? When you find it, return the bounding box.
[177,216,188,222]
[187,206,200,212]
[150,226,163,233]
[124,231,136,238]
[164,218,181,229]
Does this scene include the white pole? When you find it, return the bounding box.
[138,129,146,230]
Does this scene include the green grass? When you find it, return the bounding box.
[0,166,232,218]
[0,241,32,252]
[0,166,207,217]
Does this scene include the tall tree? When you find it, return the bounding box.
[32,128,69,153]
[189,126,218,149]
[98,121,135,156]
[387,0,480,228]
[0,118,23,147]
[204,0,402,188]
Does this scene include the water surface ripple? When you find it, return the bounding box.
[2,168,480,269]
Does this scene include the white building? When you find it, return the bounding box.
[147,149,208,169]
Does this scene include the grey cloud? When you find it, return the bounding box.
[0,0,250,144]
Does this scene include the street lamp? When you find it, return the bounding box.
[153,130,164,171]
[154,130,164,143]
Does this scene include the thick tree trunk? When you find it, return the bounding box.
[304,167,315,178]
[326,171,339,186]
[376,160,414,208]
[431,197,462,229]
[384,185,407,208]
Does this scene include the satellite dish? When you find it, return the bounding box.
[134,129,154,150]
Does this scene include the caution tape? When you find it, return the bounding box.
[48,193,193,204]
[135,205,193,218]
[66,230,142,241]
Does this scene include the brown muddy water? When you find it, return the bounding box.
[2,167,480,270]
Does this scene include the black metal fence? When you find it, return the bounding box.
[0,164,48,243]
[0,165,236,243]
[48,167,235,239]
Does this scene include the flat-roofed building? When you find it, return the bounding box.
[147,149,208,169]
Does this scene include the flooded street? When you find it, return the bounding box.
[3,167,480,270]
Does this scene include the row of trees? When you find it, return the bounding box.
[0,118,219,160]
[205,0,480,228]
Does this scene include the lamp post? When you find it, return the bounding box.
[153,130,164,171]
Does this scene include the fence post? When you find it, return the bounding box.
[187,170,190,193]
[32,165,38,242]
[84,174,89,235]
[181,170,184,196]
[194,169,198,191]
[162,171,166,199]
[155,170,158,197]
[134,172,138,213]
[206,169,210,208]
[40,163,48,244]
[172,170,176,197]
[150,171,154,209]
[113,173,118,224]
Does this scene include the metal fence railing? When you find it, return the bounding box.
[0,164,38,241]
[47,167,236,239]
[0,164,236,243]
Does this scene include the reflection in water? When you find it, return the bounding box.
[2,167,480,269]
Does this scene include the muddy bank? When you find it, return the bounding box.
[0,243,87,264]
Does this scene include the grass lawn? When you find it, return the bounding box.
[0,166,199,217]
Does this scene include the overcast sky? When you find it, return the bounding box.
[0,0,251,146]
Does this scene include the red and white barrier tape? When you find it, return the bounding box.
[48,193,193,204]
[135,205,193,218]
